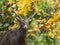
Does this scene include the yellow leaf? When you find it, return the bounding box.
[8,8,12,12]
[49,32,55,38]
[57,36,60,40]
[8,0,12,5]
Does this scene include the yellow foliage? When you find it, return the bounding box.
[49,32,55,38]
[8,8,12,12]
[16,1,25,7]
[8,0,12,5]
[46,18,54,25]
[18,9,27,16]
[47,29,52,32]
[57,36,60,39]
[37,9,41,15]
[13,18,17,23]
[53,13,60,21]
[28,29,36,34]
[54,27,60,31]
[8,26,12,30]
[8,24,19,30]
[36,19,42,23]
[12,24,19,28]
[12,13,15,16]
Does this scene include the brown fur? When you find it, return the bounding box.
[0,26,27,45]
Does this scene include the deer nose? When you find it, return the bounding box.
[24,25,28,29]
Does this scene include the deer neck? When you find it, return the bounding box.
[19,26,28,39]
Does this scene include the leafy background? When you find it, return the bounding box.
[0,0,60,45]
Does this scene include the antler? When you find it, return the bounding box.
[10,3,37,23]
[11,7,23,22]
[27,8,37,23]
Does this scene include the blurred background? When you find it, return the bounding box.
[0,0,60,45]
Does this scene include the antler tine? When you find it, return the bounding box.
[11,7,23,21]
[27,8,37,22]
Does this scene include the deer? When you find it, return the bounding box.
[0,7,37,45]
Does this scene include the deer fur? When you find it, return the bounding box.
[0,7,37,45]
[0,20,28,45]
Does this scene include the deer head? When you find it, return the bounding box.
[11,7,37,30]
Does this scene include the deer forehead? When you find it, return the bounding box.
[22,20,28,25]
